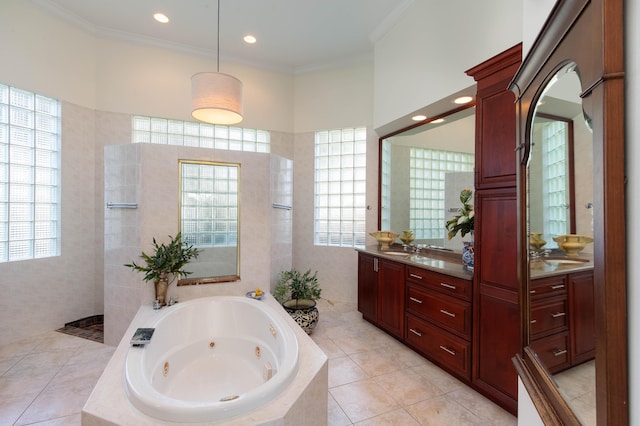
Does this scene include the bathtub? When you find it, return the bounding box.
[124,296,299,423]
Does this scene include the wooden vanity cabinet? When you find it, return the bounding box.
[405,265,473,380]
[356,252,405,339]
[569,271,595,364]
[377,258,405,338]
[530,270,594,374]
[357,252,378,322]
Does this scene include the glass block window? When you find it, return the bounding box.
[0,84,61,262]
[180,161,238,248]
[409,148,474,239]
[380,139,391,231]
[542,120,569,237]
[314,127,367,247]
[132,116,270,153]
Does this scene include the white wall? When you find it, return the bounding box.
[626,0,640,423]
[373,0,523,128]
[95,38,294,132]
[0,2,97,108]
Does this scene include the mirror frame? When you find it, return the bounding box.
[176,159,241,286]
[377,103,476,230]
[510,0,626,424]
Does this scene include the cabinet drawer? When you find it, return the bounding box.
[406,266,472,301]
[531,297,569,339]
[407,285,471,339]
[531,332,571,373]
[530,275,567,299]
[406,315,471,380]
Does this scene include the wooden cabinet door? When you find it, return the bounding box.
[569,271,595,364]
[357,253,378,322]
[377,258,405,338]
[466,44,521,190]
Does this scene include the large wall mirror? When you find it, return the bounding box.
[177,160,240,285]
[527,62,596,424]
[511,0,626,424]
[379,104,475,251]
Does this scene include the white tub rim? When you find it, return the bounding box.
[124,295,299,423]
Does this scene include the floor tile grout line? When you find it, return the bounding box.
[11,334,88,426]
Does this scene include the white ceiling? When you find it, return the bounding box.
[32,0,412,74]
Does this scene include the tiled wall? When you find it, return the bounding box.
[270,155,294,290]
[103,144,290,345]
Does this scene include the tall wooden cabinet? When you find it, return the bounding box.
[466,44,522,414]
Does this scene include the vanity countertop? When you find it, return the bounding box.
[530,252,594,279]
[356,245,473,281]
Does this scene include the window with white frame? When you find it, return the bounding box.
[0,84,61,262]
[409,147,474,239]
[131,116,270,153]
[314,127,367,247]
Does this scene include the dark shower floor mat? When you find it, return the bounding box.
[56,314,104,343]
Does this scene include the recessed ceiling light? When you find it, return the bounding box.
[153,13,170,24]
[431,118,445,124]
[243,35,257,44]
[453,96,473,105]
[412,115,427,121]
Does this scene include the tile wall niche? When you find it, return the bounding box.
[104,144,291,345]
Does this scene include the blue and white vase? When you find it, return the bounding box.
[462,241,474,271]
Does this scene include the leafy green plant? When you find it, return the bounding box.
[124,232,201,284]
[445,188,475,240]
[274,269,325,304]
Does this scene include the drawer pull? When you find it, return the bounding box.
[550,284,565,290]
[439,345,456,356]
[409,273,423,280]
[440,309,456,318]
[551,312,566,318]
[530,290,536,294]
[553,349,568,357]
[409,297,423,304]
[409,328,422,337]
[440,282,456,290]
[530,319,537,324]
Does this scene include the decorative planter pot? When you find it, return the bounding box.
[155,274,169,306]
[282,299,319,334]
[462,241,474,271]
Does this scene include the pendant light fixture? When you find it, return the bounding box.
[191,0,243,125]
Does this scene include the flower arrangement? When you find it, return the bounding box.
[445,188,474,240]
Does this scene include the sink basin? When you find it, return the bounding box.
[542,257,589,265]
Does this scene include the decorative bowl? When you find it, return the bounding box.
[553,234,594,257]
[400,230,415,246]
[529,232,547,251]
[369,231,399,250]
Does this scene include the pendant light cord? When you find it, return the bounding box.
[216,0,220,73]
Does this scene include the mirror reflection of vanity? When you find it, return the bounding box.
[378,104,475,251]
[510,0,627,424]
[177,160,240,285]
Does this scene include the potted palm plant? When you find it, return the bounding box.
[125,233,201,306]
[274,269,328,334]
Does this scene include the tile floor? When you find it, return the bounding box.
[311,300,517,425]
[2,300,595,425]
[0,331,114,425]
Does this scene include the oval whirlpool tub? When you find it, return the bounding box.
[124,296,299,423]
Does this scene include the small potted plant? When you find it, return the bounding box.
[125,232,201,306]
[445,188,475,270]
[274,269,328,334]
